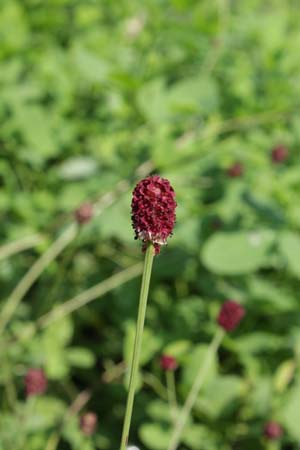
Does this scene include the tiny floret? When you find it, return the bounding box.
[74,202,93,224]
[24,368,48,397]
[80,412,98,435]
[160,354,178,371]
[131,175,176,254]
[217,300,245,332]
[271,145,289,163]
[227,162,244,178]
[263,421,283,440]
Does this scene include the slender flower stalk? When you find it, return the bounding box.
[120,175,176,450]
[266,441,280,450]
[167,300,245,450]
[167,328,225,450]
[0,224,78,333]
[160,354,178,423]
[166,369,178,423]
[119,243,155,450]
[264,420,283,450]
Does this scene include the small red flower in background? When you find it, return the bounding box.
[74,203,93,224]
[131,175,176,255]
[80,412,98,436]
[160,354,178,371]
[24,368,48,397]
[227,162,244,178]
[263,421,283,440]
[271,145,289,163]
[217,300,245,332]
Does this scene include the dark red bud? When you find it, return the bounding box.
[131,176,176,254]
[227,162,244,178]
[24,368,48,397]
[74,203,93,224]
[263,421,283,440]
[217,300,245,332]
[271,145,289,163]
[160,354,178,371]
[80,412,98,436]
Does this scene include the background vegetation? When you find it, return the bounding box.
[1,0,300,449]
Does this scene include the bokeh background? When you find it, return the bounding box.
[1,0,300,449]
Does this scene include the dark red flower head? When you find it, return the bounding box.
[227,162,244,178]
[24,368,48,397]
[160,354,178,371]
[74,202,93,225]
[263,421,283,440]
[131,175,176,254]
[217,300,245,332]
[80,412,98,436]
[271,145,289,163]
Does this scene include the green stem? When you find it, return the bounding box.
[119,244,155,450]
[143,372,168,401]
[167,328,225,450]
[0,224,78,333]
[166,370,178,424]
[0,234,43,261]
[266,441,280,450]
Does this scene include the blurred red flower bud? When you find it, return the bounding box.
[271,145,289,163]
[263,421,283,440]
[227,162,244,178]
[24,368,47,397]
[131,176,176,255]
[80,412,98,436]
[74,202,93,224]
[217,300,245,332]
[160,354,178,371]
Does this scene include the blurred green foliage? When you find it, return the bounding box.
[1,0,300,449]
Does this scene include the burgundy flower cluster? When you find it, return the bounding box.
[80,412,98,436]
[131,175,176,254]
[263,421,283,440]
[271,145,289,164]
[217,300,245,332]
[227,162,244,178]
[74,202,94,225]
[160,354,178,371]
[24,368,48,397]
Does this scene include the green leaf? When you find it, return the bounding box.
[181,344,218,394]
[246,377,273,416]
[183,424,219,450]
[42,317,74,379]
[281,381,300,440]
[71,45,110,83]
[201,231,275,275]
[57,157,98,180]
[167,76,219,115]
[44,316,73,346]
[124,322,161,367]
[137,76,219,125]
[99,193,133,243]
[44,347,69,379]
[248,277,296,311]
[274,359,295,393]
[197,376,244,419]
[66,347,96,368]
[235,332,285,354]
[13,106,57,163]
[279,231,300,278]
[139,423,171,450]
[163,340,191,359]
[146,400,171,422]
[137,78,169,124]
[25,396,65,431]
